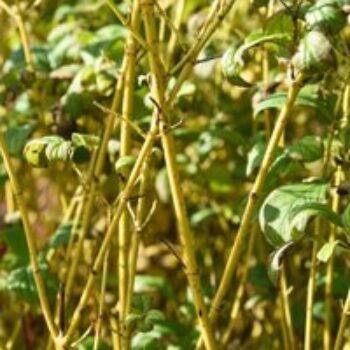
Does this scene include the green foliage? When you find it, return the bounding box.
[259,182,330,247]
[2,261,58,305]
[254,85,333,121]
[24,133,99,167]
[0,0,349,348]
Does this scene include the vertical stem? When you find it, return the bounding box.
[334,289,350,350]
[196,74,304,348]
[221,226,256,347]
[280,266,294,350]
[304,222,320,350]
[62,128,158,346]
[118,2,142,340]
[334,84,350,350]
[141,1,216,348]
[93,251,109,350]
[324,166,342,350]
[0,134,58,342]
[125,157,153,317]
[166,0,185,69]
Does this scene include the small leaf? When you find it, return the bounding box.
[317,240,340,263]
[145,309,166,323]
[125,313,143,327]
[46,223,73,250]
[268,242,294,285]
[115,155,137,171]
[155,168,171,203]
[286,135,323,162]
[342,204,350,233]
[254,85,332,121]
[222,31,291,87]
[246,142,266,176]
[71,133,100,148]
[190,208,217,226]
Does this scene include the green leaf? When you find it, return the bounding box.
[205,165,234,194]
[2,224,29,265]
[259,182,329,247]
[254,85,332,121]
[5,124,36,157]
[71,133,100,148]
[77,336,111,350]
[46,222,73,250]
[265,10,294,38]
[134,275,174,298]
[317,240,340,263]
[305,0,347,34]
[131,332,160,350]
[268,242,294,285]
[0,172,8,187]
[132,294,151,314]
[342,204,350,234]
[222,31,291,87]
[6,262,58,304]
[246,142,266,176]
[155,168,171,203]
[44,136,72,162]
[115,155,137,171]
[145,309,166,323]
[125,313,143,327]
[190,207,217,226]
[291,203,343,228]
[286,135,323,162]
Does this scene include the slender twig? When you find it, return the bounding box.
[61,127,159,346]
[0,1,33,70]
[141,1,216,348]
[94,102,147,139]
[334,290,350,350]
[280,266,294,350]
[167,0,238,103]
[304,225,319,350]
[326,83,350,349]
[93,250,109,350]
[104,0,148,50]
[0,134,58,342]
[196,73,304,349]
[124,157,155,344]
[221,226,256,347]
[117,3,142,348]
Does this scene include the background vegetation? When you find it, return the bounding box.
[0,0,349,349]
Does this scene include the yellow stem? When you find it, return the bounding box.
[118,2,142,347]
[141,1,216,348]
[304,222,320,350]
[196,74,304,348]
[0,134,58,342]
[62,127,158,346]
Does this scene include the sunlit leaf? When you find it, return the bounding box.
[260,182,329,247]
[268,242,294,285]
[317,240,340,263]
[6,262,58,304]
[115,155,137,171]
[254,85,332,121]
[222,31,291,87]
